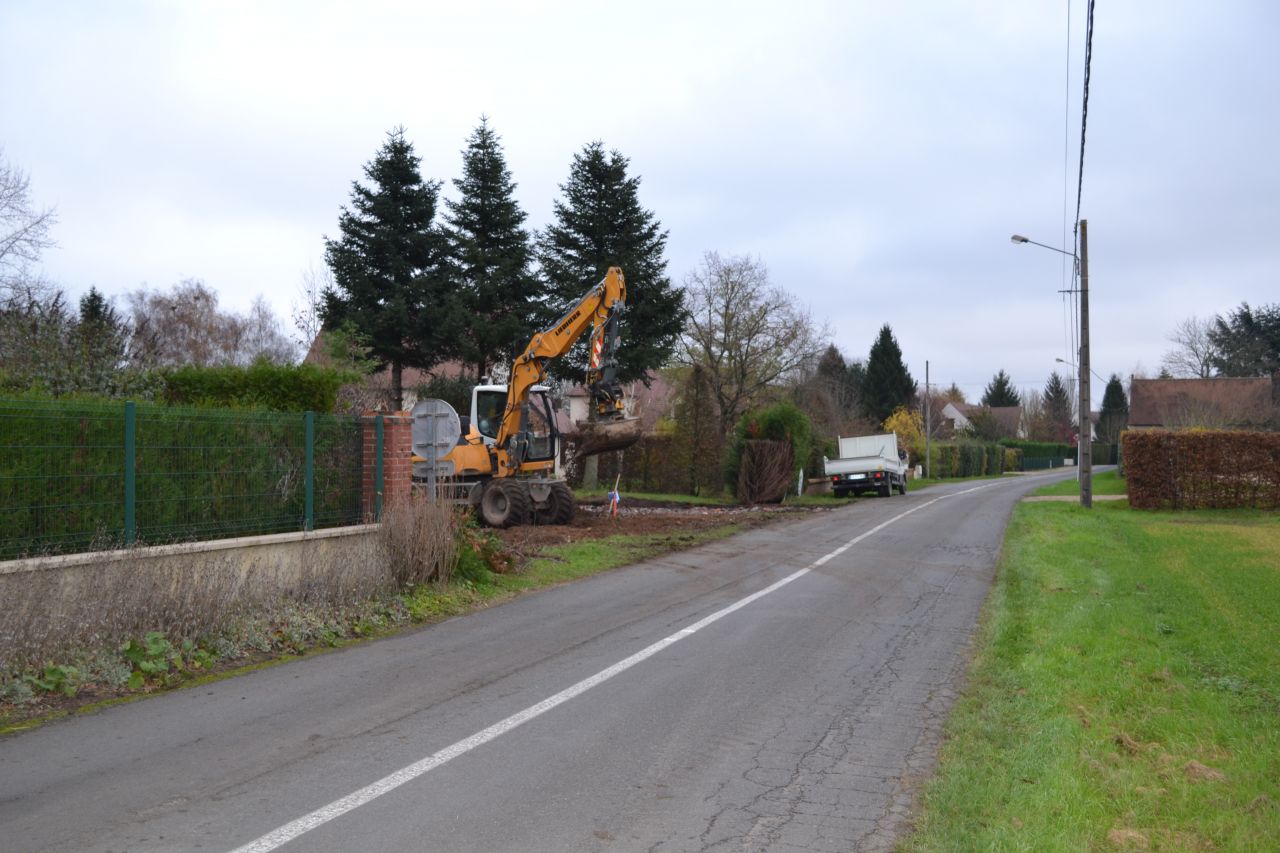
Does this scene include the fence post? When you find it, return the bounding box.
[375,414,384,522]
[124,400,136,546]
[304,411,315,531]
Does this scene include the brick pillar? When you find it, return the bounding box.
[362,414,414,522]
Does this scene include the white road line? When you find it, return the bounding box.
[228,483,997,853]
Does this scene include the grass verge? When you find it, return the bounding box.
[902,501,1280,851]
[1032,467,1127,497]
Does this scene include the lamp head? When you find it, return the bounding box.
[1011,234,1029,244]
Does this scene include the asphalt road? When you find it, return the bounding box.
[1,472,1071,852]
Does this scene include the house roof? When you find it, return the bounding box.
[1128,375,1278,429]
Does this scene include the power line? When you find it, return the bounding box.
[1072,0,1096,247]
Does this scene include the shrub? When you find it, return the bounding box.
[160,361,355,412]
[1122,430,1280,509]
[377,497,462,588]
[725,402,813,496]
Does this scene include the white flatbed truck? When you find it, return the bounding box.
[824,432,908,498]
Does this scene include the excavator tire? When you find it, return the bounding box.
[549,481,576,525]
[478,478,531,528]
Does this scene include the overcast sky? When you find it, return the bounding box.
[3,1,1277,403]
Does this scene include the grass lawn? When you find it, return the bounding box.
[1033,467,1127,497]
[903,501,1280,851]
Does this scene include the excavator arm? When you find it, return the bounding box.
[494,267,637,472]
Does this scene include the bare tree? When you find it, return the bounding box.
[680,251,828,437]
[292,262,331,354]
[0,150,57,296]
[1161,315,1217,378]
[126,279,295,367]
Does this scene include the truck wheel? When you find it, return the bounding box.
[899,479,908,495]
[548,481,576,525]
[479,479,531,528]
[879,483,892,498]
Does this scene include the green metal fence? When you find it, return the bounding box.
[0,399,368,560]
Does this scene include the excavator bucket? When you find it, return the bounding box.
[574,416,643,458]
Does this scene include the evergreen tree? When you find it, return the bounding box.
[1208,301,1280,377]
[980,369,1021,407]
[861,324,916,426]
[1098,373,1129,444]
[74,287,128,390]
[1042,371,1075,443]
[537,141,683,383]
[323,128,453,409]
[444,118,544,379]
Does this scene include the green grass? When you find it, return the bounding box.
[1033,467,1127,497]
[903,502,1280,851]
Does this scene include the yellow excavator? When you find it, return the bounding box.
[411,267,642,527]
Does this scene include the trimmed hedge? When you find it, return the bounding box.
[160,362,355,412]
[999,439,1077,461]
[926,441,1007,478]
[0,398,364,558]
[1122,430,1280,510]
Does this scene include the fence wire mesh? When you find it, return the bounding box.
[0,399,365,559]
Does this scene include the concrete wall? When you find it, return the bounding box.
[1,526,386,670]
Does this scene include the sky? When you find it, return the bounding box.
[2,0,1277,405]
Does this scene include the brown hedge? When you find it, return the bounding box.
[1121,430,1280,510]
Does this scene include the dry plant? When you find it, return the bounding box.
[737,440,795,504]
[377,495,462,588]
[0,531,391,675]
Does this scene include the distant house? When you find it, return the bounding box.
[302,332,472,412]
[1128,374,1280,431]
[940,403,1027,439]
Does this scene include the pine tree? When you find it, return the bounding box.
[323,128,453,409]
[861,324,916,425]
[980,369,1021,407]
[444,118,544,379]
[1042,371,1075,443]
[537,141,683,383]
[1098,374,1129,444]
[74,287,128,391]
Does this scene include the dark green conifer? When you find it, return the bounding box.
[537,142,683,383]
[323,128,453,408]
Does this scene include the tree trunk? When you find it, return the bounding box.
[582,454,599,491]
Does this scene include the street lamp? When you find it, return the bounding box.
[1012,222,1093,509]
[1056,357,1106,385]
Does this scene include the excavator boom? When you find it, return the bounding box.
[494,267,640,470]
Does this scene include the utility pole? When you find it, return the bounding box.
[924,360,931,479]
[1078,220,1092,509]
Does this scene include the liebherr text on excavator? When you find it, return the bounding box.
[411,267,641,527]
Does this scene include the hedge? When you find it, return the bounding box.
[999,439,1077,461]
[926,441,1007,478]
[159,362,355,412]
[0,398,364,558]
[1122,429,1280,510]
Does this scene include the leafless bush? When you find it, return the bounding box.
[737,440,795,504]
[377,496,461,588]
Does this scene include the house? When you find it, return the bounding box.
[1128,374,1280,430]
[940,402,1027,439]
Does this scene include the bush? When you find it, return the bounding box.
[160,361,355,412]
[1122,430,1280,509]
[999,439,1076,462]
[377,497,462,587]
[926,441,1007,478]
[725,402,813,497]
